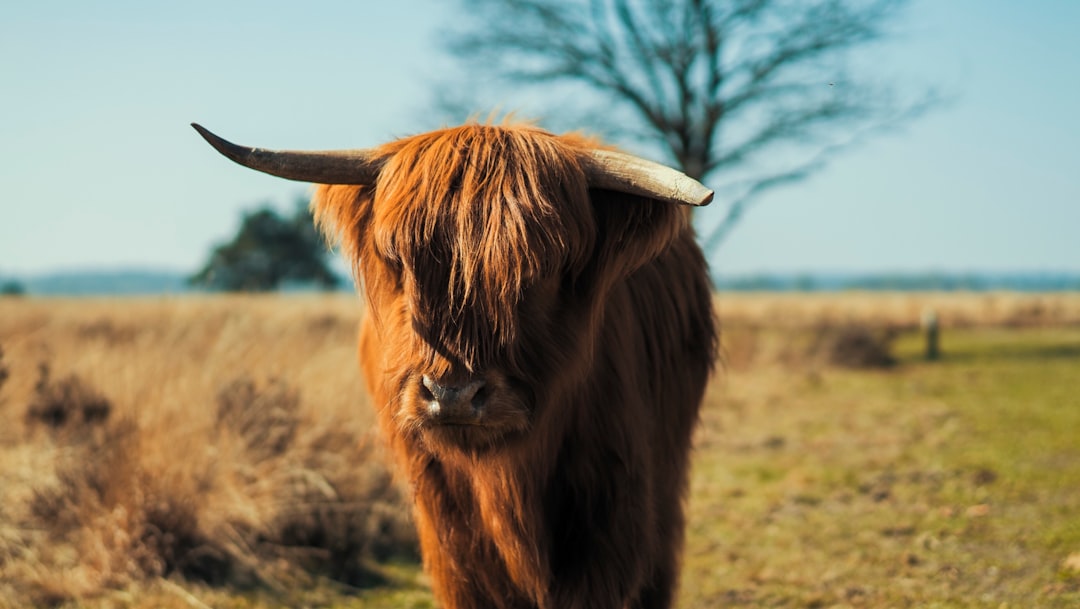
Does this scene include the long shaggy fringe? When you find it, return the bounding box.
[315,123,600,371]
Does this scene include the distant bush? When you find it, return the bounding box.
[0,280,25,296]
[25,363,112,432]
[189,203,340,292]
[77,319,138,346]
[810,324,898,369]
[0,345,8,394]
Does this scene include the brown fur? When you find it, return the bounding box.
[312,122,717,609]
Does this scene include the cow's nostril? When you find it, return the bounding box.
[457,380,486,406]
[419,378,436,402]
[422,375,459,404]
[421,375,486,419]
[471,384,491,408]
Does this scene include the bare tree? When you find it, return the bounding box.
[440,0,934,253]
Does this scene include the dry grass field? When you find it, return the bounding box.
[1,292,1079,608]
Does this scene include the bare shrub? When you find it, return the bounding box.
[0,345,9,424]
[216,377,299,460]
[28,418,232,595]
[268,427,419,587]
[1003,300,1052,328]
[0,345,9,394]
[305,313,353,335]
[77,319,138,346]
[25,363,111,433]
[810,324,898,369]
[213,376,417,585]
[19,373,417,602]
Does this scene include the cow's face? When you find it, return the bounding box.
[346,126,598,453]
[310,125,688,454]
[365,263,575,455]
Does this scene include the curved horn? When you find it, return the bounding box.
[581,150,713,206]
[191,123,382,185]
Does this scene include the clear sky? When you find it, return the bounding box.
[2,0,1078,278]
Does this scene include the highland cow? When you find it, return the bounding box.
[194,121,717,609]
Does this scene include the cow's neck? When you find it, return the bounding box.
[467,451,550,605]
[416,381,590,607]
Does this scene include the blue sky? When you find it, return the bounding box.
[2,0,1078,277]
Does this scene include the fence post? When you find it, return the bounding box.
[921,308,940,361]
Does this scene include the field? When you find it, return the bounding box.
[1,293,1079,608]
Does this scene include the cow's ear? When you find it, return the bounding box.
[586,189,689,284]
[310,184,374,274]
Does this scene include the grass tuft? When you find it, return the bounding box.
[0,345,9,395]
[216,376,300,460]
[25,363,112,433]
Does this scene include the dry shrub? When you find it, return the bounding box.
[0,345,9,394]
[216,377,300,460]
[305,313,353,335]
[212,376,419,587]
[268,426,419,587]
[25,363,111,432]
[1001,300,1059,327]
[77,319,138,346]
[721,322,896,371]
[13,373,415,604]
[28,419,223,591]
[809,323,898,369]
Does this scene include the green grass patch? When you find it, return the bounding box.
[684,326,1080,607]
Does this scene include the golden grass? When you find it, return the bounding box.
[0,295,416,606]
[1,292,1078,608]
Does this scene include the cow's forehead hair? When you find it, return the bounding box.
[370,124,597,332]
[311,123,602,370]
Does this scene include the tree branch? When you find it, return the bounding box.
[440,0,930,253]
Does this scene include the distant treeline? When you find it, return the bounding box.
[4,270,191,296]
[3,270,1080,296]
[712,272,1080,292]
[1,270,356,296]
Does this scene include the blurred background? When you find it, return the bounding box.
[3,3,1080,608]
[2,0,1078,294]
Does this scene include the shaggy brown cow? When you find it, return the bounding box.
[194,121,717,609]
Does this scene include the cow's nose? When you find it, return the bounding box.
[421,375,487,420]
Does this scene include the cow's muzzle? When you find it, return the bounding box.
[420,375,488,424]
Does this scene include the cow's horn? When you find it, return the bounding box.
[191,123,382,185]
[581,150,713,206]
